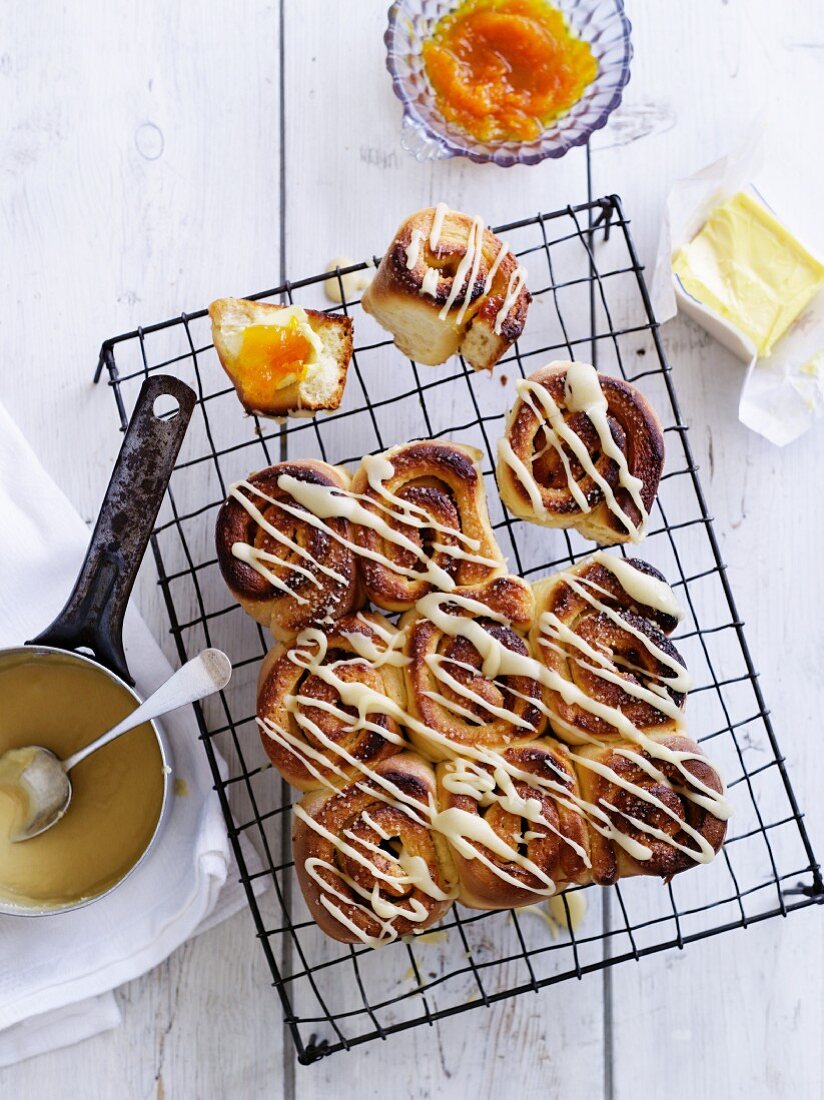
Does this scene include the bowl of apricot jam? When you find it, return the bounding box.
[386,0,632,166]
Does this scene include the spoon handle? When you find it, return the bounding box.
[63,649,232,772]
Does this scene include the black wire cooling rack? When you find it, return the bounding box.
[94,194,823,1064]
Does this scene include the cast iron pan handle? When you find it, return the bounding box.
[29,375,196,684]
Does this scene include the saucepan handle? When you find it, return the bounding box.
[29,374,196,684]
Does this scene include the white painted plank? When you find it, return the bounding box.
[0,2,285,1097]
[591,3,824,1097]
[281,2,604,1096]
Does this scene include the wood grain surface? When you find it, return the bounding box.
[1,2,822,1098]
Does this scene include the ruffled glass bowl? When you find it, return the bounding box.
[385,0,632,166]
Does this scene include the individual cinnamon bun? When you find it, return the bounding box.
[257,612,408,791]
[434,739,594,909]
[402,575,545,761]
[361,204,531,372]
[292,753,457,946]
[349,441,506,612]
[530,554,688,746]
[215,460,363,642]
[496,361,665,544]
[570,732,730,882]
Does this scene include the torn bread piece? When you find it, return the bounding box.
[361,204,530,371]
[209,297,353,418]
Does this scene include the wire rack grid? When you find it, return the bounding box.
[94,194,823,1065]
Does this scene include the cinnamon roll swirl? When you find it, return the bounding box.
[257,612,408,791]
[292,753,457,946]
[349,441,506,612]
[530,554,688,746]
[570,733,730,881]
[215,461,363,642]
[361,204,531,372]
[402,576,545,760]
[497,362,665,544]
[434,739,593,909]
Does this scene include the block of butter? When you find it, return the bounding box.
[652,126,824,445]
[672,191,824,362]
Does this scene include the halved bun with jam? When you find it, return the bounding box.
[209,297,353,418]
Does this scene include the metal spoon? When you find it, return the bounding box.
[0,648,232,842]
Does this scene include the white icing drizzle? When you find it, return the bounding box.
[538,569,692,695]
[323,257,373,305]
[412,929,449,944]
[589,551,683,623]
[405,229,425,270]
[361,808,392,839]
[230,480,442,592]
[265,629,574,910]
[429,202,449,251]
[438,213,486,325]
[494,265,528,334]
[299,820,446,949]
[550,890,587,932]
[519,892,587,937]
[229,480,350,602]
[499,363,650,543]
[442,755,589,868]
[290,742,457,947]
[420,266,439,298]
[303,856,398,947]
[231,543,307,606]
[497,436,553,516]
[422,653,537,731]
[342,616,410,669]
[361,453,482,553]
[417,203,527,331]
[483,238,509,295]
[434,805,556,896]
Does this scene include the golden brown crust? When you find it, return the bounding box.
[292,753,456,944]
[350,440,506,612]
[571,733,728,881]
[209,297,353,417]
[402,576,544,761]
[436,739,593,909]
[256,612,407,791]
[214,460,363,641]
[497,362,665,544]
[361,207,530,372]
[530,557,686,745]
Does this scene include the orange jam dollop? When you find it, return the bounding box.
[422,0,598,143]
[236,320,313,403]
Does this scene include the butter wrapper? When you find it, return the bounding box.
[652,121,824,446]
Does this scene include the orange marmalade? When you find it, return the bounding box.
[422,0,598,143]
[236,321,313,403]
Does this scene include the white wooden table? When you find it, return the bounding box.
[2,2,822,1096]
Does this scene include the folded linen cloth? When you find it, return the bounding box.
[0,399,262,1066]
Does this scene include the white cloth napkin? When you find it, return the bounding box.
[0,400,263,1066]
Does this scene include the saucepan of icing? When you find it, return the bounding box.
[0,375,198,916]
